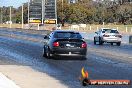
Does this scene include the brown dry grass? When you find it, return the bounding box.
[62,24,132,34]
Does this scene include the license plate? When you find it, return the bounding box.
[66,44,70,47]
[69,52,71,55]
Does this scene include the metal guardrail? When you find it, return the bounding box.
[129,35,132,43]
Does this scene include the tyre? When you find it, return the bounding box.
[99,37,103,45]
[116,42,121,46]
[47,49,52,59]
[80,56,87,60]
[111,43,113,45]
[82,57,87,60]
[94,37,96,45]
[43,46,47,57]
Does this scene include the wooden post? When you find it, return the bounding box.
[90,26,91,30]
[38,24,39,30]
[116,27,118,31]
[97,26,99,31]
[126,27,128,32]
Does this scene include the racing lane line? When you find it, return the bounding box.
[0,73,20,88]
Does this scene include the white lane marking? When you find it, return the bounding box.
[0,73,20,88]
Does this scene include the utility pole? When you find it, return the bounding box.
[22,4,24,29]
[55,0,57,25]
[42,0,44,24]
[61,0,64,26]
[9,6,12,28]
[28,0,30,24]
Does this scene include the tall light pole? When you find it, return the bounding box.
[9,6,12,28]
[22,4,24,28]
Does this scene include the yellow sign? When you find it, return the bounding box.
[44,19,56,24]
[29,19,41,23]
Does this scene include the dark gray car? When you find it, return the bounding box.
[43,30,87,60]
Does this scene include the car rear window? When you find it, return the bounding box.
[54,32,82,39]
[102,29,119,33]
[111,30,119,33]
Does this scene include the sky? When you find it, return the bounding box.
[0,0,28,8]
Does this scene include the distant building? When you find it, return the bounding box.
[69,0,78,4]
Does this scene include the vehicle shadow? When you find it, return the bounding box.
[51,56,87,61]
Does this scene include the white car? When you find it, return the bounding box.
[94,28,122,46]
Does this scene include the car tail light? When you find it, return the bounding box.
[53,42,59,47]
[103,34,109,37]
[115,35,122,38]
[81,42,87,48]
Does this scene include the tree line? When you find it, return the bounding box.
[0,0,131,25]
[0,3,28,24]
[57,0,132,25]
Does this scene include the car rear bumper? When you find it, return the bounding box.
[103,37,121,43]
[54,54,86,57]
[51,48,87,57]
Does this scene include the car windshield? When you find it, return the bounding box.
[54,32,82,39]
[102,29,119,34]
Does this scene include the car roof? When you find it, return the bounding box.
[101,28,111,30]
[53,30,79,33]
[100,28,117,30]
[112,28,118,30]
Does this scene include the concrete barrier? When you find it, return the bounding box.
[129,35,132,43]
[79,24,86,30]
[71,25,79,30]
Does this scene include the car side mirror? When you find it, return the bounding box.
[44,35,49,39]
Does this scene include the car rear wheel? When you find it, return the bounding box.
[80,56,87,60]
[99,37,103,45]
[94,37,96,45]
[111,43,113,45]
[116,42,121,46]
